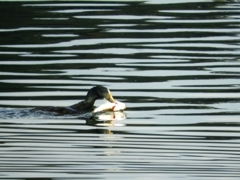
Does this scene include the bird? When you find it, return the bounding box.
[32,85,118,114]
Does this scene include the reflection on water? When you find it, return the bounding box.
[1,0,240,179]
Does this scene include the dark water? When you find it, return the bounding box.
[1,0,240,179]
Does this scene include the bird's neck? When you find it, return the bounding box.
[70,87,99,112]
[85,87,99,104]
[70,93,97,111]
[70,98,95,112]
[85,96,97,106]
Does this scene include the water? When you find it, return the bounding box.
[1,0,240,179]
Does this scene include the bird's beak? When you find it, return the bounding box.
[107,89,117,103]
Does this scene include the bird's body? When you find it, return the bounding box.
[33,85,119,114]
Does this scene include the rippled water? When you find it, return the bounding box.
[1,0,240,179]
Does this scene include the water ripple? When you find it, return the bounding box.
[1,1,240,179]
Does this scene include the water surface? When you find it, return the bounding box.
[0,0,240,179]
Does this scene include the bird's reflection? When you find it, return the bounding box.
[84,111,126,156]
[86,111,127,128]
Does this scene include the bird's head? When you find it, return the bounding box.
[95,85,117,103]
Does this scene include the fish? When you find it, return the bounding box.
[93,101,126,113]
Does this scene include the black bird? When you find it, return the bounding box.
[33,85,117,114]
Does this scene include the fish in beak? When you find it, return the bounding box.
[93,100,126,113]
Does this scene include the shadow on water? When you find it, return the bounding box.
[1,0,240,179]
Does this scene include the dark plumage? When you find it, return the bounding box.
[33,85,116,114]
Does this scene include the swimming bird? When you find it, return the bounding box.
[33,85,118,114]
